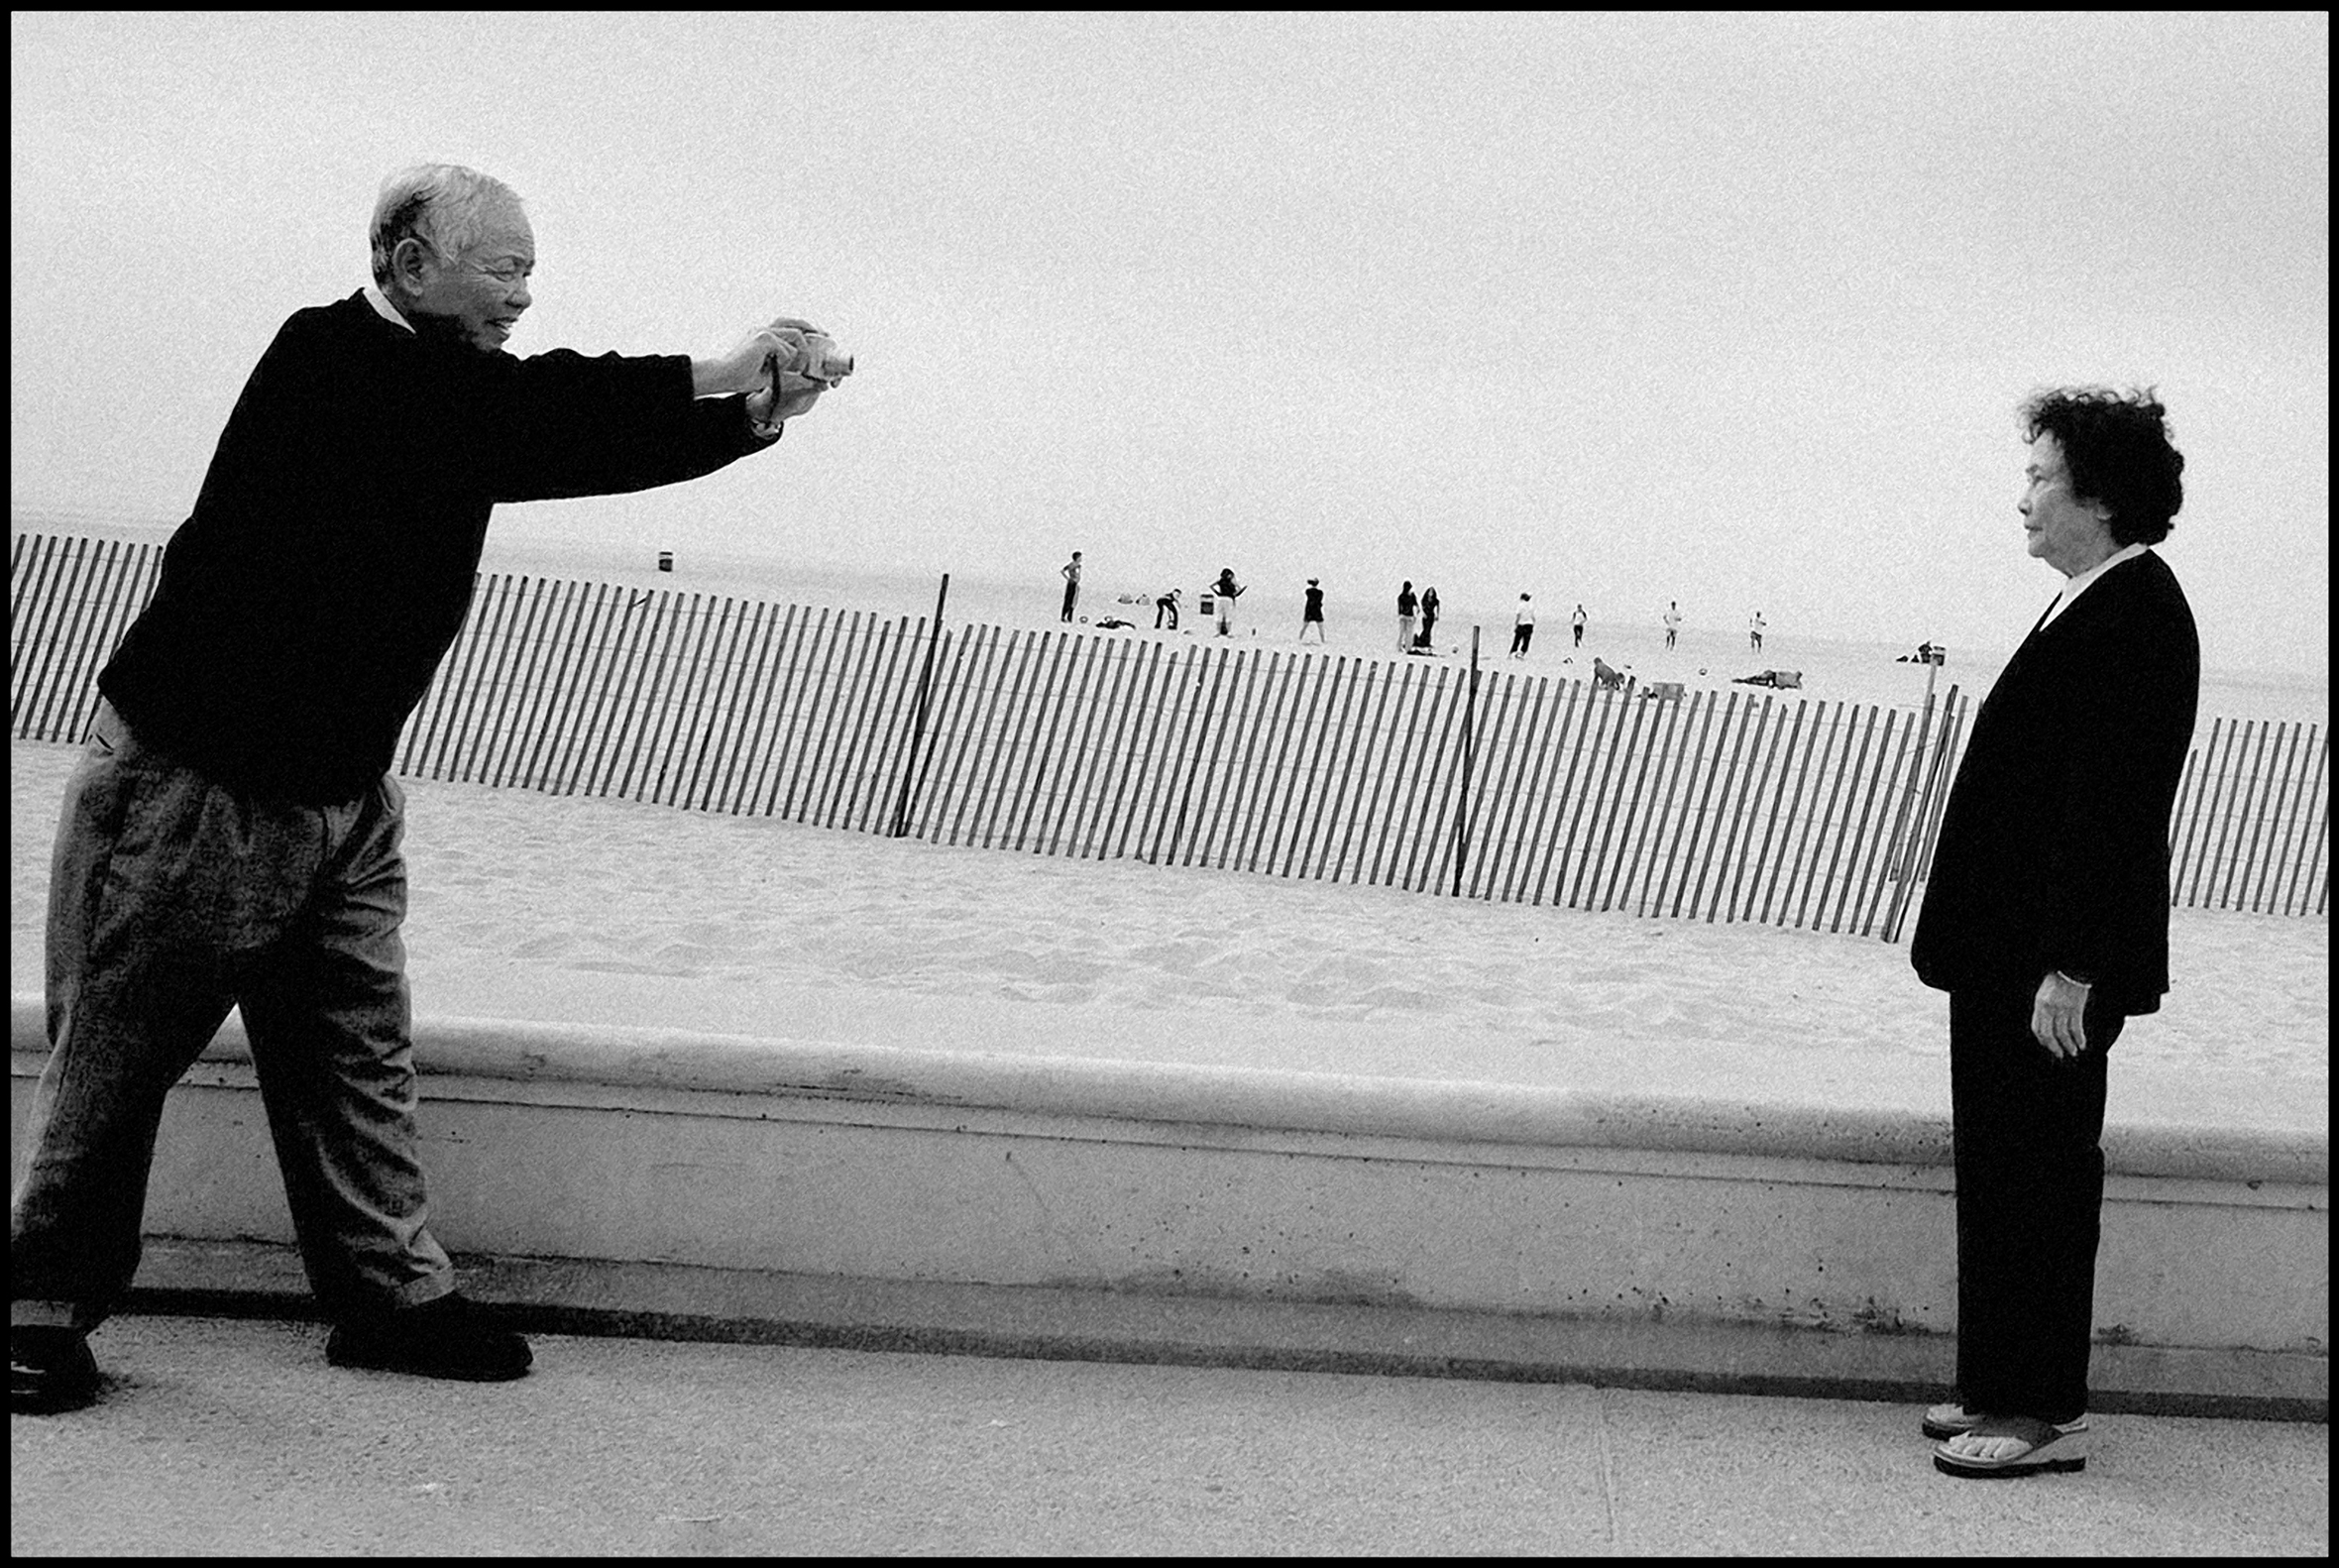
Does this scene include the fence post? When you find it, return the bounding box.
[1262,651,1339,874]
[1395,669,1461,891]
[1906,689,1965,905]
[2291,730,2330,915]
[471,577,554,788]
[1882,694,1952,940]
[1824,707,1897,932]
[1605,683,1685,913]
[1878,686,1941,936]
[783,609,864,821]
[1717,696,1790,923]
[1732,698,1807,924]
[1051,633,1135,856]
[936,623,1012,842]
[1569,680,1654,912]
[2216,721,2278,911]
[1327,662,1403,883]
[1100,642,1176,859]
[499,579,587,791]
[1157,645,1233,864]
[1799,701,1870,930]
[1483,675,1556,902]
[1196,649,1272,866]
[47,538,135,743]
[1461,669,1529,898]
[1292,656,1370,879]
[1524,679,1604,907]
[890,573,951,837]
[683,595,767,809]
[22,536,103,741]
[905,625,975,840]
[738,604,817,815]
[2265,725,2322,916]
[1011,631,1101,849]
[1453,627,1481,895]
[1685,694,1761,921]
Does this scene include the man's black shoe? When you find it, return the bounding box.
[12,1325,101,1413]
[326,1292,531,1382]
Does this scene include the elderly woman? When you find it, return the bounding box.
[1912,388,2196,1479]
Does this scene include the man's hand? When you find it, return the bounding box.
[747,375,824,427]
[2031,970,2092,1059]
[693,316,826,399]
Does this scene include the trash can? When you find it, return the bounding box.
[657,550,674,573]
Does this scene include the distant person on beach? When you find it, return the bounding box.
[1749,610,1766,652]
[1299,579,1326,643]
[1155,586,1181,630]
[1510,594,1535,657]
[10,163,834,1415]
[1395,581,1418,651]
[1211,567,1244,635]
[1663,601,1682,649]
[1059,551,1082,622]
[1416,586,1441,650]
[1572,603,1587,647]
[1912,388,2197,1480]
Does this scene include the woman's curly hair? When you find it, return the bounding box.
[2020,387,2185,546]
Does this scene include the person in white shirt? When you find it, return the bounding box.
[1211,567,1244,635]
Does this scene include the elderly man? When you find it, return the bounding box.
[1911,388,2197,1478]
[12,164,836,1413]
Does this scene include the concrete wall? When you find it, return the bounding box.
[10,997,2326,1412]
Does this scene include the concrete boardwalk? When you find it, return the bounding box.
[12,1312,2327,1556]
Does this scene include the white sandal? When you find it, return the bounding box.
[1921,1402,2087,1440]
[1933,1415,2090,1478]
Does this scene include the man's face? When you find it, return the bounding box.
[402,201,535,353]
[2019,432,2115,575]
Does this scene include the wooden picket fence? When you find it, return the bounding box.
[12,531,2331,931]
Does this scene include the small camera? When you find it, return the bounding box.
[772,330,853,390]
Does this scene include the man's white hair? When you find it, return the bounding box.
[369,164,524,286]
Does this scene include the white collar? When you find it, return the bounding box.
[363,282,416,334]
[2042,541,2149,626]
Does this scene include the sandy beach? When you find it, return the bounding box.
[12,740,2325,1137]
[470,533,2333,731]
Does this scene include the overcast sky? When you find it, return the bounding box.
[11,12,2328,673]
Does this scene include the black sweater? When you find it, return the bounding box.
[1910,551,2199,1014]
[101,292,775,802]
